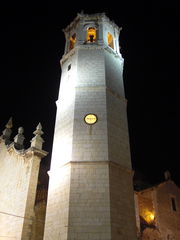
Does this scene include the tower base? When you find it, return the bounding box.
[44,161,137,240]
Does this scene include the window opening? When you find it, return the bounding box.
[171,197,177,211]
[87,27,96,43]
[107,32,114,49]
[69,33,76,50]
[68,64,71,71]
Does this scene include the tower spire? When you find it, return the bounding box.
[30,123,44,150]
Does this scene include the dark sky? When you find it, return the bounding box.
[0,4,179,186]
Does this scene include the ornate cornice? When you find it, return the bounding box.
[48,160,132,176]
[61,44,122,65]
[2,141,48,159]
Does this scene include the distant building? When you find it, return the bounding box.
[135,171,180,240]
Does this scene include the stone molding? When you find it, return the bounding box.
[61,44,123,67]
[48,160,133,176]
[0,139,48,159]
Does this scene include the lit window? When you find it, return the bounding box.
[69,33,76,50]
[107,32,114,49]
[171,197,177,211]
[87,27,96,43]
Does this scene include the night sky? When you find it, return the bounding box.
[0,4,179,186]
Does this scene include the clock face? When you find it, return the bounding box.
[84,114,97,125]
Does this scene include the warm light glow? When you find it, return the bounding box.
[149,213,155,221]
[142,209,155,223]
[69,33,76,50]
[84,114,97,125]
[107,32,114,49]
[87,27,96,42]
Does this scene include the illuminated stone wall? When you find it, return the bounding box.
[0,138,45,239]
[68,162,111,240]
[31,200,47,240]
[109,163,137,239]
[44,164,71,239]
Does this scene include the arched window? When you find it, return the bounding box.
[69,33,76,50]
[107,32,114,49]
[87,27,96,43]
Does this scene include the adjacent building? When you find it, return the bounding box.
[135,172,180,240]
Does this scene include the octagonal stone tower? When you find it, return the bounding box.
[44,13,137,240]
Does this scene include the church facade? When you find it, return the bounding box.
[0,13,179,240]
[135,173,180,240]
[0,119,47,239]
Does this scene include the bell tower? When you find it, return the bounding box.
[44,13,137,240]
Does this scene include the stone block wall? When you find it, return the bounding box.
[31,200,47,240]
[155,181,180,240]
[0,139,43,240]
[44,164,71,240]
[109,162,137,240]
[44,161,138,240]
[68,161,111,240]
